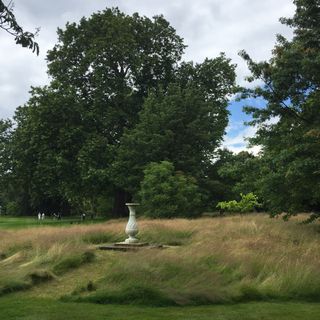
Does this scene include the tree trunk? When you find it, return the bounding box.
[112,188,131,217]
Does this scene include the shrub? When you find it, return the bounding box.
[5,201,20,215]
[139,161,202,218]
[238,193,262,212]
[216,193,261,213]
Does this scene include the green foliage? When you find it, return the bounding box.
[111,59,234,194]
[5,201,20,216]
[216,200,240,212]
[238,193,262,213]
[139,161,202,218]
[1,7,237,217]
[203,149,263,209]
[239,0,320,217]
[112,58,236,195]
[217,151,262,197]
[0,7,237,217]
[2,8,186,216]
[216,193,261,213]
[0,1,39,54]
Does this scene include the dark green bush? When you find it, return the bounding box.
[5,201,20,216]
[139,161,202,218]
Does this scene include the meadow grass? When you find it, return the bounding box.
[0,214,319,307]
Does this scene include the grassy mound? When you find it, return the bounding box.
[0,215,319,305]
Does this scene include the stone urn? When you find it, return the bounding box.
[125,203,140,244]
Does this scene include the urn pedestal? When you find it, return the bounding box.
[124,203,140,244]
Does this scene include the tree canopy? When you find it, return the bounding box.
[0,8,236,217]
[239,0,320,217]
[112,56,236,195]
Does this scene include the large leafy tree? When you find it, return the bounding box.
[6,8,186,216]
[240,0,320,216]
[0,0,39,54]
[112,55,237,196]
[46,8,185,139]
[9,87,89,214]
[5,8,236,217]
[47,8,185,215]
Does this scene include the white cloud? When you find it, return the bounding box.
[222,125,260,154]
[222,115,280,154]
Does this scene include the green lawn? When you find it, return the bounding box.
[0,215,106,229]
[1,296,320,320]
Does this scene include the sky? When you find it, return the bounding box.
[0,0,295,153]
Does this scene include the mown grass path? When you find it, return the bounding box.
[1,296,320,320]
[0,216,107,229]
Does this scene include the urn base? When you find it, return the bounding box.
[124,235,139,244]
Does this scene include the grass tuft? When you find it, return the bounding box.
[66,285,177,307]
[0,280,31,295]
[140,226,194,245]
[52,251,95,275]
[28,270,55,285]
[82,232,121,244]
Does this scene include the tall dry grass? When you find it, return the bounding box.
[1,214,320,304]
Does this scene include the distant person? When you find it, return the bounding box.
[38,212,41,220]
[41,213,45,220]
[81,213,86,221]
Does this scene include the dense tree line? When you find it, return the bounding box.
[0,8,236,217]
[0,0,319,219]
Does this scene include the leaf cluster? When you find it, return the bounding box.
[0,0,39,54]
[216,193,261,213]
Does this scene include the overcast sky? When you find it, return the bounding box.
[0,0,295,152]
